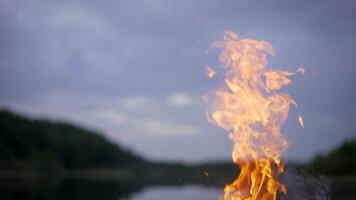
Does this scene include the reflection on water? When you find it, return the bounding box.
[0,179,137,200]
[0,177,355,200]
[128,185,222,200]
[0,179,222,200]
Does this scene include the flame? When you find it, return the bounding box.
[205,31,303,200]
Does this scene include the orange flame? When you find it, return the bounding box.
[205,31,303,200]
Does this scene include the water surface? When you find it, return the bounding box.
[128,185,222,200]
[0,179,222,200]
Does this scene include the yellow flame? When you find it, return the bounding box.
[206,31,302,200]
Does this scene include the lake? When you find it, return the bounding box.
[128,185,222,200]
[0,176,355,200]
[0,179,223,200]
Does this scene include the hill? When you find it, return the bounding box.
[306,140,356,175]
[0,109,142,170]
[0,109,237,185]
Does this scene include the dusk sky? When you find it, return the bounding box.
[1,0,356,163]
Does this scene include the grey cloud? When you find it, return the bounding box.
[1,0,356,162]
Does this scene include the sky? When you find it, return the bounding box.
[1,0,356,163]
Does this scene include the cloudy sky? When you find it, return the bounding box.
[1,0,356,163]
